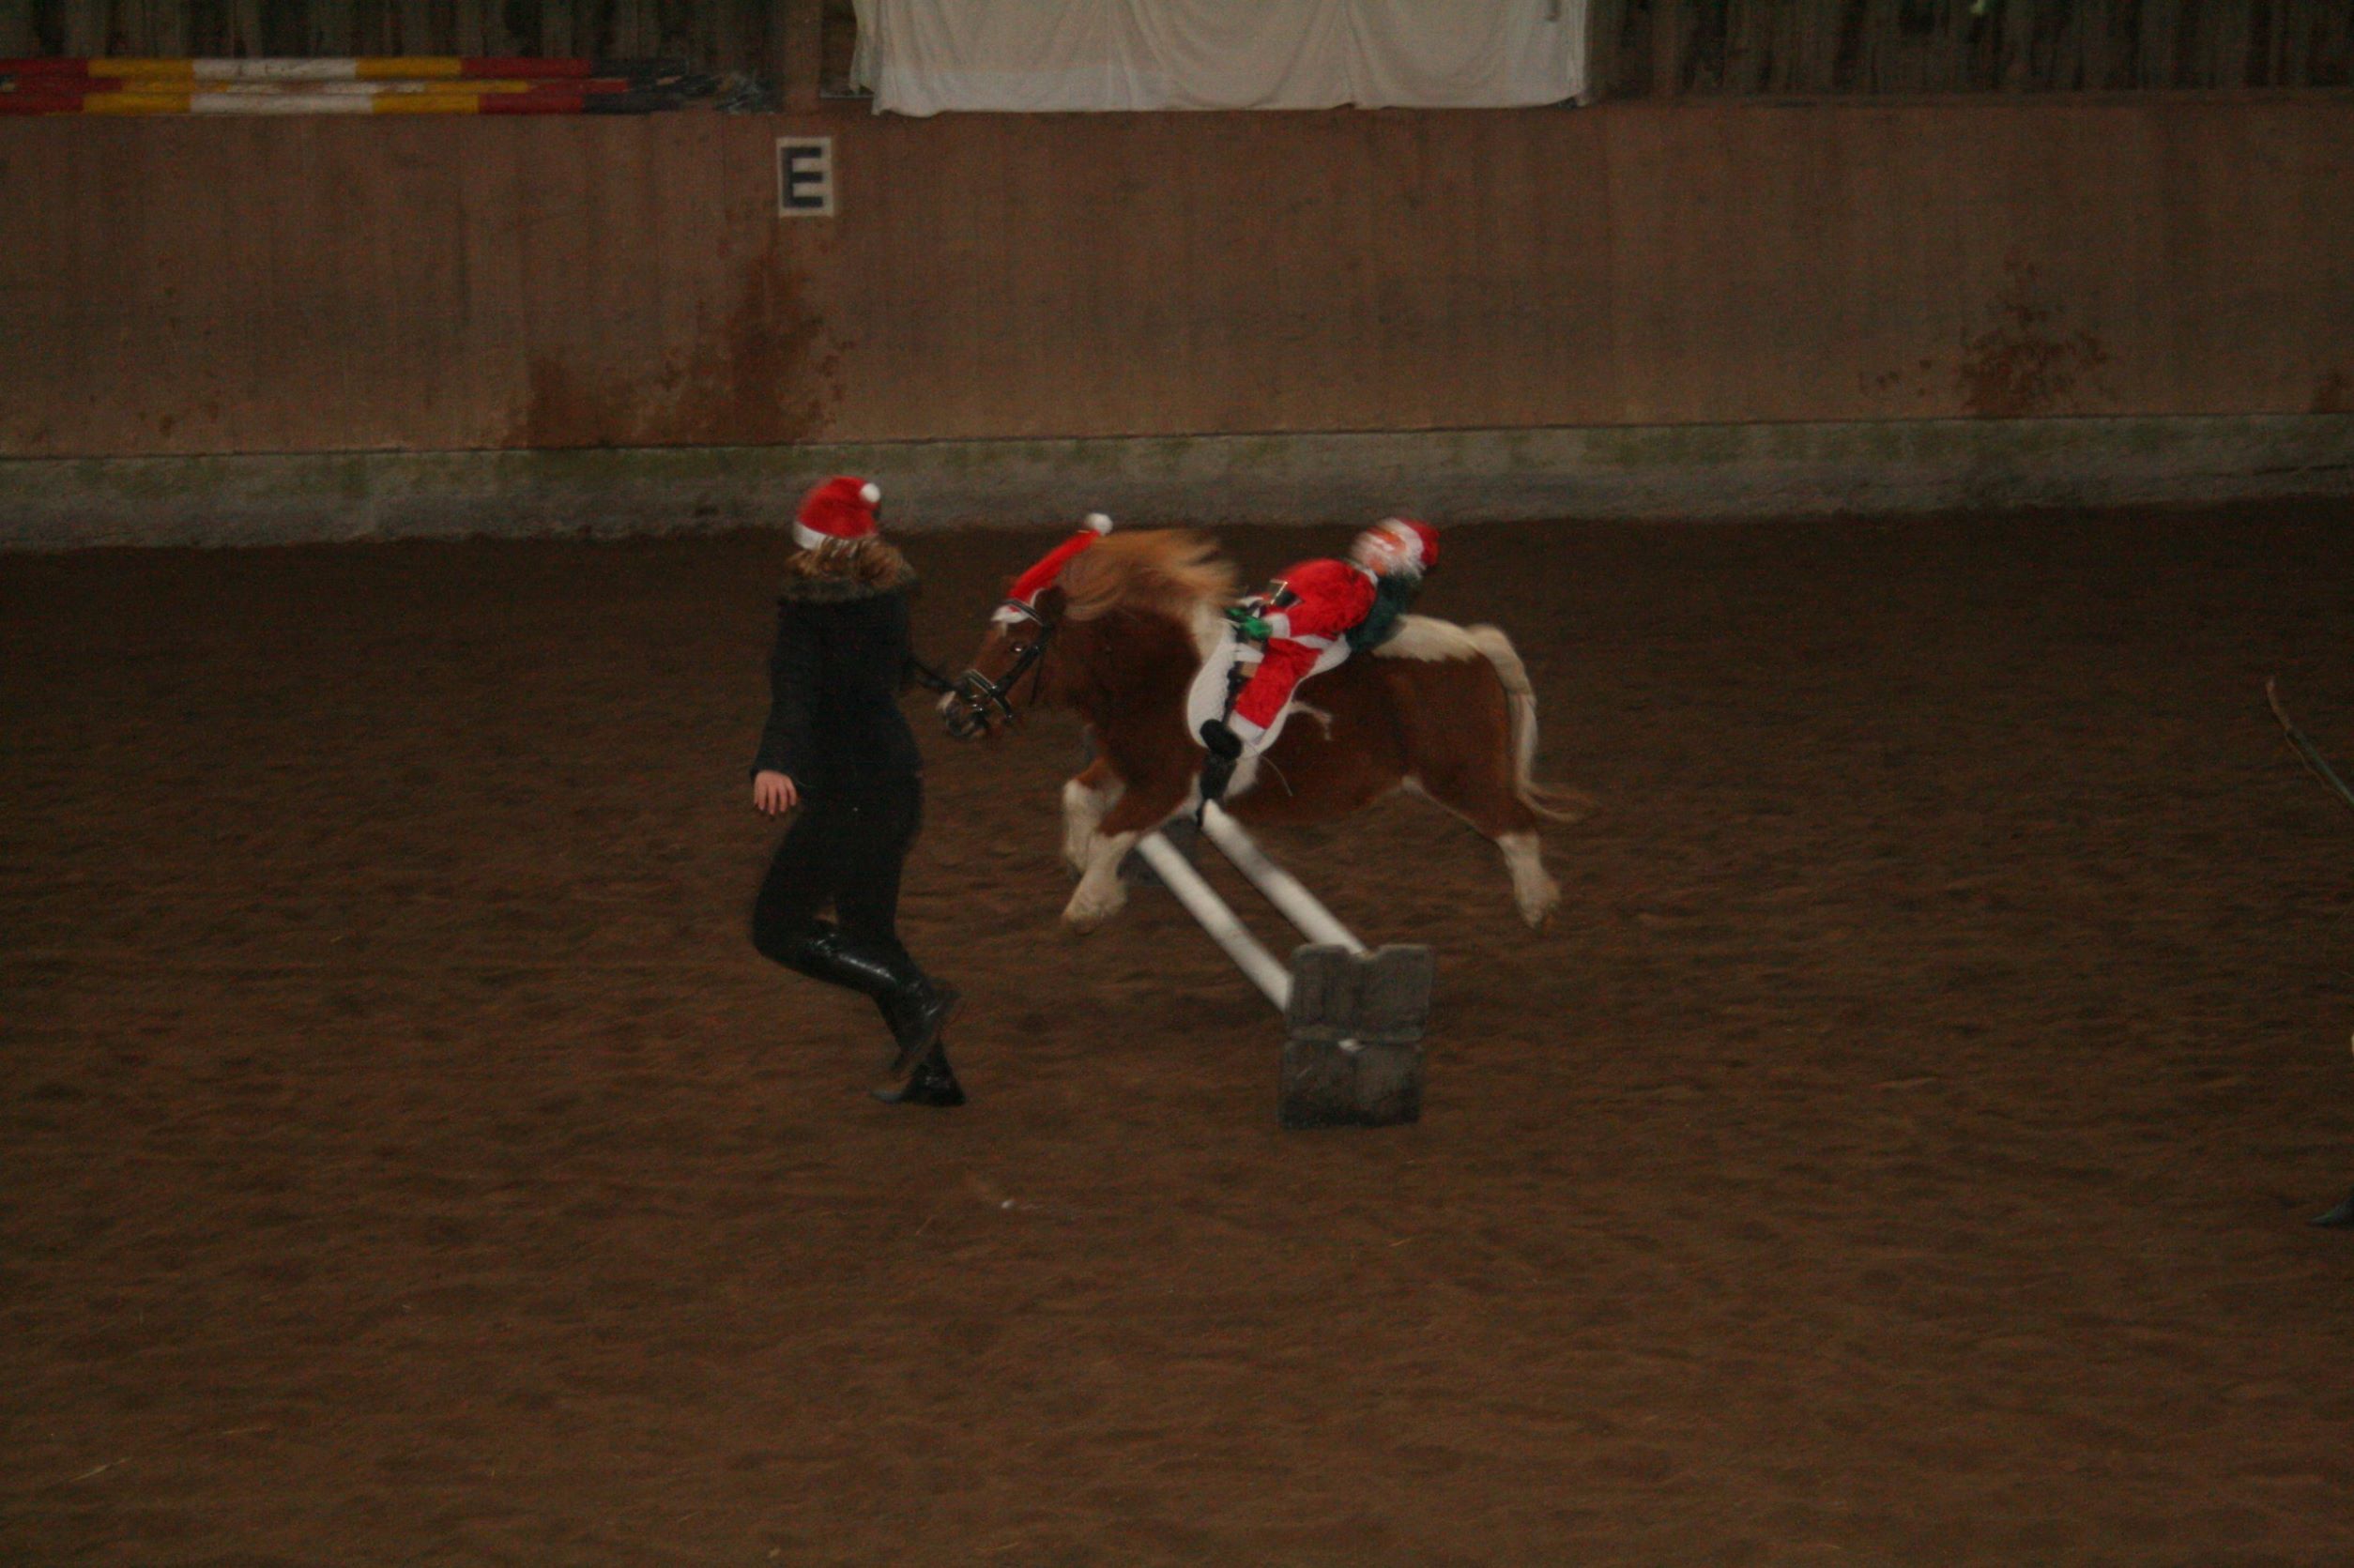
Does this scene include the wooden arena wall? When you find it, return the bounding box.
[2,95,2349,463]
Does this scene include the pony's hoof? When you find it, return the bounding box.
[1062,892,1124,933]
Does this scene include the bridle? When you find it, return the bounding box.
[947,598,1057,736]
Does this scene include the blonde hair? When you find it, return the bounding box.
[784,534,914,588]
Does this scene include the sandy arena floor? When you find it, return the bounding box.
[4,503,2351,1565]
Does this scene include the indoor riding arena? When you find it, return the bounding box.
[6,4,2351,1565]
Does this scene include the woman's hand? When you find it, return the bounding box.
[753,770,800,816]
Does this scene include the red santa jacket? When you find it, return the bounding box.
[1255,557,1379,647]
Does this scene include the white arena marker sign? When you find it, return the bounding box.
[776,137,834,218]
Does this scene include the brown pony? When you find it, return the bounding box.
[940,529,1589,931]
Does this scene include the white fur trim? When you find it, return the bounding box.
[1083,512,1113,534]
[860,481,881,505]
[791,520,826,551]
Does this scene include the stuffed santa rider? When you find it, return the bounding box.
[1198,516,1439,804]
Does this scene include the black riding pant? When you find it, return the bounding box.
[750,775,924,967]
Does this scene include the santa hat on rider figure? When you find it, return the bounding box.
[1351,516,1439,579]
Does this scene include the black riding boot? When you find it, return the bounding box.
[872,1039,966,1108]
[1197,718,1243,814]
[774,926,960,1073]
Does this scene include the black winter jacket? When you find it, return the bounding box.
[751,573,925,797]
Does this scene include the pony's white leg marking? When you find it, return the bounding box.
[1064,829,1140,931]
[1062,775,1119,874]
[1405,777,1555,923]
[1500,831,1561,929]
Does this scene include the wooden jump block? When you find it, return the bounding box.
[1284,942,1433,1043]
[1132,807,1436,1129]
[1279,943,1433,1128]
[1280,1035,1424,1129]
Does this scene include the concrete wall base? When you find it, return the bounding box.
[4,415,2348,550]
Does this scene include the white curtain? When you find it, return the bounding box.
[849,0,1586,116]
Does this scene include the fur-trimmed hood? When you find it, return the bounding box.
[775,566,918,605]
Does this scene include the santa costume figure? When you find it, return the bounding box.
[1198,516,1439,804]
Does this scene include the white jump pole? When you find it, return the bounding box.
[1132,830,1292,1009]
[1136,805,1429,1128]
[1197,803,1367,955]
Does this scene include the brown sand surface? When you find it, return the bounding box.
[3,505,2350,1566]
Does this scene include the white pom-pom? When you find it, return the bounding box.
[860,481,881,505]
[1083,512,1113,535]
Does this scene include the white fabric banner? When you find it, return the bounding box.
[850,0,1586,116]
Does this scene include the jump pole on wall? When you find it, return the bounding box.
[1133,803,1432,1129]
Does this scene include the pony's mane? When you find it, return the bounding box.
[1060,529,1236,624]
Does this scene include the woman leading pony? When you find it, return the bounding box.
[749,476,964,1107]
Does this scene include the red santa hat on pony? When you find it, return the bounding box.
[792,475,883,552]
[1352,516,1439,577]
[998,511,1115,621]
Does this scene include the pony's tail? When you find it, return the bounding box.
[1464,625,1596,824]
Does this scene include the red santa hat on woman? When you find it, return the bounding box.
[1352,516,1439,576]
[793,475,883,552]
[1000,511,1115,618]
